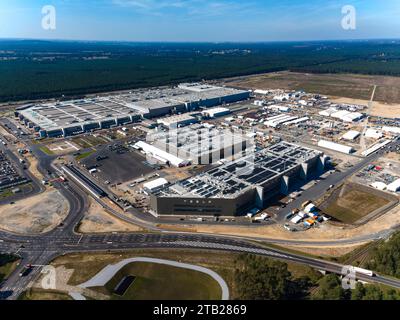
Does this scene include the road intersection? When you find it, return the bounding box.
[1,134,400,300]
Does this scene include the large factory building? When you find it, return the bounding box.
[15,83,250,138]
[150,142,329,217]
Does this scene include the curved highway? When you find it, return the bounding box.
[1,136,400,300]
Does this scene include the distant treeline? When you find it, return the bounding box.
[1,40,400,102]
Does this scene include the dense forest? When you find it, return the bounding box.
[366,232,400,278]
[1,40,400,102]
[234,253,400,300]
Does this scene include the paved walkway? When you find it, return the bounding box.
[76,257,229,300]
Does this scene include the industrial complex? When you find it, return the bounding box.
[150,142,328,217]
[15,83,250,138]
[137,124,253,166]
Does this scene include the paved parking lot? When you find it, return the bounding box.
[81,146,155,184]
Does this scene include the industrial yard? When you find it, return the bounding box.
[5,79,399,232]
[0,76,400,304]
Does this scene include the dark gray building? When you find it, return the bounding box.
[150,142,329,217]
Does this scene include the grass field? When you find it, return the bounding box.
[229,71,400,104]
[0,254,20,282]
[51,249,238,296]
[19,288,72,300]
[322,184,391,224]
[75,150,95,160]
[39,146,55,155]
[94,262,222,300]
[0,188,14,200]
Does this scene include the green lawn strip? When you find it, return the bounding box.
[0,254,20,282]
[39,146,55,155]
[75,149,95,160]
[102,262,222,300]
[18,288,73,300]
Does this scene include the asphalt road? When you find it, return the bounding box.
[0,127,399,300]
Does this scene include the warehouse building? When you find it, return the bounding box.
[201,107,231,118]
[318,140,354,154]
[149,142,328,217]
[148,124,253,166]
[157,114,199,128]
[319,108,364,122]
[16,83,250,138]
[342,130,361,141]
[133,141,189,167]
[365,129,384,140]
[387,179,400,193]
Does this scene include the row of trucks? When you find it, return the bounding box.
[286,201,328,226]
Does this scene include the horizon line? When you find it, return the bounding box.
[0,37,399,44]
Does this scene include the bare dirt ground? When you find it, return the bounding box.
[227,71,400,105]
[331,97,400,119]
[284,243,367,258]
[385,152,400,162]
[45,141,79,156]
[32,266,108,300]
[0,189,69,234]
[78,199,142,233]
[24,152,45,181]
[159,204,400,244]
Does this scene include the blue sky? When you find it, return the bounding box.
[1,0,400,41]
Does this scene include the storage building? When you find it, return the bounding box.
[342,130,361,141]
[318,140,354,154]
[387,179,400,192]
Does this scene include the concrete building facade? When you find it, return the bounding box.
[150,142,328,217]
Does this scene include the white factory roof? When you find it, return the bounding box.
[361,140,392,157]
[342,112,363,122]
[365,128,384,139]
[382,126,400,135]
[157,114,197,127]
[331,110,351,119]
[342,130,361,141]
[134,141,188,167]
[178,83,221,92]
[254,89,269,95]
[264,114,298,127]
[371,182,387,191]
[143,178,169,191]
[318,140,354,154]
[266,105,291,112]
[201,107,230,117]
[319,108,338,117]
[321,109,363,122]
[387,179,400,192]
[291,215,303,224]
[283,117,310,126]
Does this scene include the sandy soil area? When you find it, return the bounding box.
[160,204,400,244]
[0,189,69,234]
[385,152,400,162]
[284,244,367,258]
[331,97,400,119]
[78,199,142,233]
[24,152,45,181]
[46,141,79,155]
